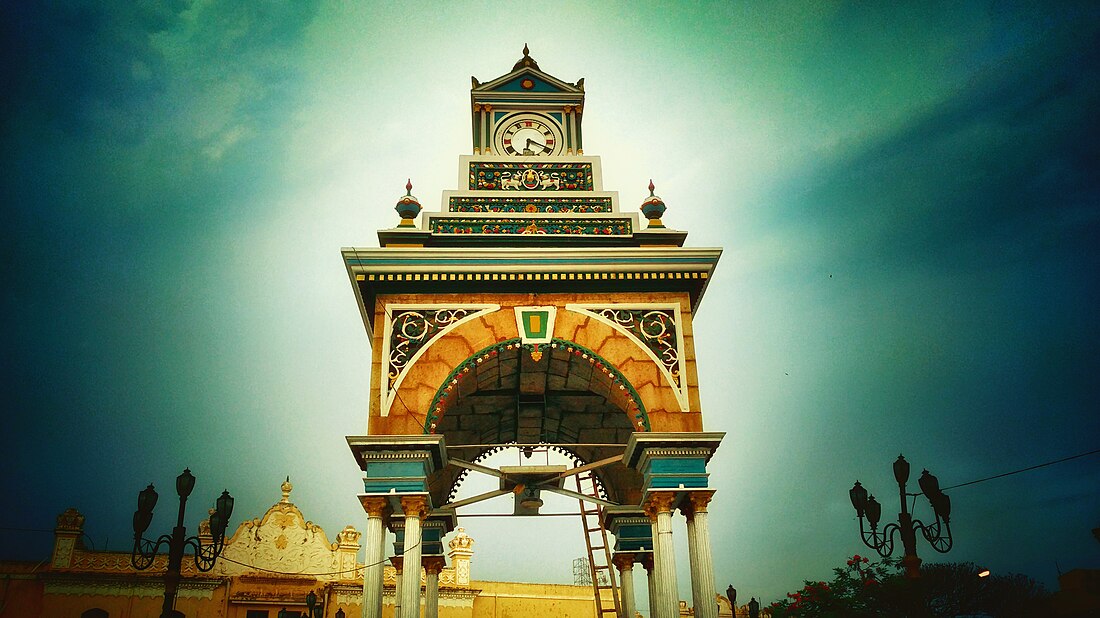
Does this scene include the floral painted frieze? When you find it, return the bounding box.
[566,304,689,412]
[433,218,630,236]
[381,304,499,417]
[448,195,613,214]
[470,162,594,191]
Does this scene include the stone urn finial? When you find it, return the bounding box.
[281,476,293,503]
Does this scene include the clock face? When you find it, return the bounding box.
[495,114,564,156]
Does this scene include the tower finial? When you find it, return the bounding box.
[522,43,530,57]
[648,179,655,196]
[406,178,413,195]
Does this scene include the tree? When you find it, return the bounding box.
[766,557,1049,617]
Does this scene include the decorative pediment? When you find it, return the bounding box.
[213,479,361,580]
[472,47,583,95]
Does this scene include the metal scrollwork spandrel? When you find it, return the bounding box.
[597,309,680,387]
[389,309,472,387]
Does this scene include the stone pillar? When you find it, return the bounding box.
[390,556,404,618]
[423,556,446,618]
[400,496,428,618]
[612,553,637,618]
[640,552,656,618]
[446,527,474,586]
[682,491,718,618]
[644,492,679,618]
[360,498,388,618]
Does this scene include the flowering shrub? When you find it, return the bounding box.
[767,555,900,618]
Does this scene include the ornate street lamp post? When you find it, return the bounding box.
[131,468,234,618]
[849,455,953,578]
[305,589,324,618]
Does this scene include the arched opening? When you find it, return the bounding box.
[424,338,649,507]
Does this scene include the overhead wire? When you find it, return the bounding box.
[217,538,422,577]
[940,447,1100,491]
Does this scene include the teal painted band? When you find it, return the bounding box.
[647,458,708,474]
[362,480,426,492]
[645,476,709,489]
[365,461,427,477]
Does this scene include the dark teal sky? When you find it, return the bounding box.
[3,0,1099,607]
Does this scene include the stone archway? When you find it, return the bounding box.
[424,337,650,507]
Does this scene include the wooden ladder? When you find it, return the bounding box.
[575,469,621,618]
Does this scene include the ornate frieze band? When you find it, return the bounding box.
[432,217,630,236]
[470,161,594,191]
[448,195,613,213]
[381,304,500,417]
[566,304,689,412]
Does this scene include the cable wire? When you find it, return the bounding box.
[941,447,1100,491]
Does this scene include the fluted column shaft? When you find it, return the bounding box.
[612,553,637,618]
[391,557,403,618]
[400,496,428,618]
[360,498,388,618]
[423,556,445,618]
[645,493,679,618]
[641,553,656,618]
[684,492,718,618]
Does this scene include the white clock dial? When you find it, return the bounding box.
[496,114,563,156]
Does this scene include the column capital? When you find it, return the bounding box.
[423,555,447,575]
[360,496,390,518]
[639,552,654,572]
[679,490,716,519]
[611,552,635,571]
[473,103,482,112]
[389,555,404,572]
[400,495,430,520]
[483,104,492,112]
[642,491,678,520]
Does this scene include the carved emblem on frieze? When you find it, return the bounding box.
[470,161,594,191]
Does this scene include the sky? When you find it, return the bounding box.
[2,0,1099,610]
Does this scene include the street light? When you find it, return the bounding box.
[131,468,234,618]
[849,455,952,579]
[305,589,324,618]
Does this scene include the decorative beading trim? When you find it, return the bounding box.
[381,304,499,417]
[637,447,715,471]
[566,303,688,411]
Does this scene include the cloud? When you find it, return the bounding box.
[766,15,1100,274]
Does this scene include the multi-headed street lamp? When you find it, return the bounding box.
[849,455,953,579]
[131,468,234,618]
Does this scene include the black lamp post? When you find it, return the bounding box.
[305,589,323,618]
[131,468,234,618]
[849,455,952,579]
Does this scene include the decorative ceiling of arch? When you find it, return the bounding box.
[420,339,650,506]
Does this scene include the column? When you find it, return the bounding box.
[683,492,718,618]
[612,553,637,618]
[482,105,492,154]
[361,498,388,618]
[644,492,679,618]
[400,496,428,618]
[472,104,481,154]
[390,556,403,618]
[640,552,656,618]
[423,556,446,618]
[575,105,583,154]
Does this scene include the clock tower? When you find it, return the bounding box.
[472,44,584,156]
[344,48,725,618]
